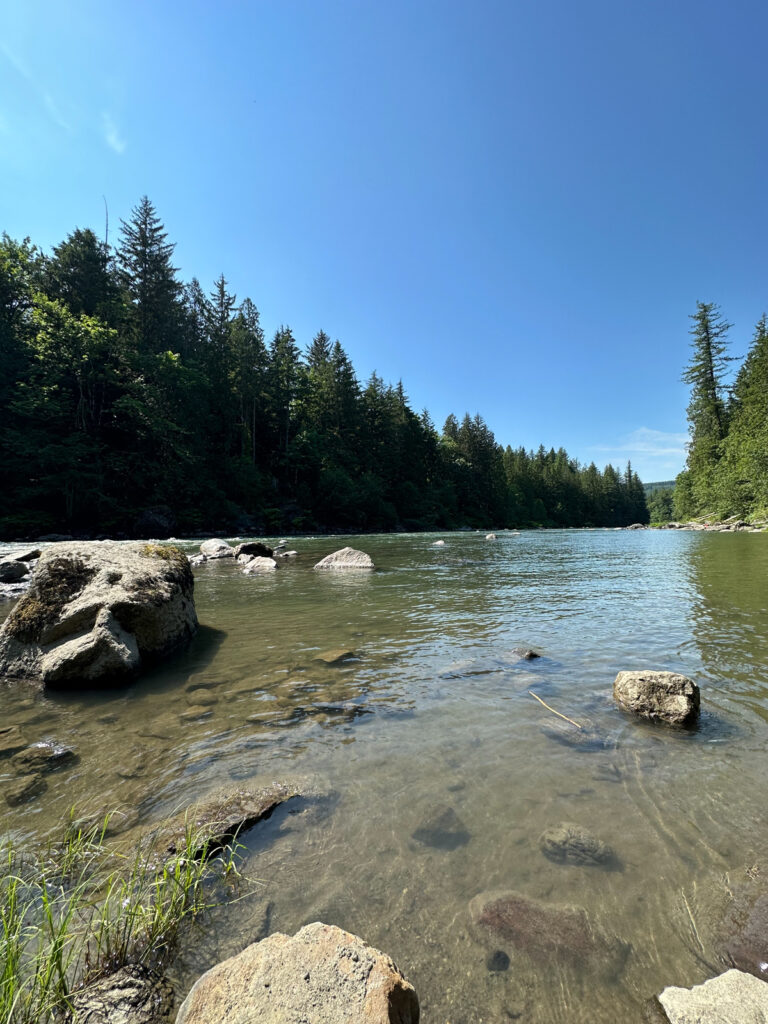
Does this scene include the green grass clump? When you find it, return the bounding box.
[0,814,243,1024]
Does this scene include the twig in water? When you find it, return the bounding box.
[528,691,583,730]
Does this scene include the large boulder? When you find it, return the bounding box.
[469,889,628,977]
[175,922,419,1024]
[657,969,768,1023]
[613,670,700,726]
[0,543,197,688]
[314,547,374,570]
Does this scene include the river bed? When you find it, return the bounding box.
[1,529,767,1022]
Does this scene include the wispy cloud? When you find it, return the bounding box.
[589,427,689,481]
[0,42,72,132]
[101,112,126,154]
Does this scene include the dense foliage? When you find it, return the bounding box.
[0,199,648,538]
[675,302,768,520]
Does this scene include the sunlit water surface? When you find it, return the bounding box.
[2,530,767,1022]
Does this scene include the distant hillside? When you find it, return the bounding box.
[644,480,675,495]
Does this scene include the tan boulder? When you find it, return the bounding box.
[314,547,374,570]
[613,670,700,726]
[176,922,419,1024]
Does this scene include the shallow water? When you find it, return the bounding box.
[2,530,768,1021]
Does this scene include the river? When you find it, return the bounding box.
[1,529,767,1021]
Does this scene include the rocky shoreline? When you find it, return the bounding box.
[1,541,767,1021]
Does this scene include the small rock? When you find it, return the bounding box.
[6,773,47,806]
[486,533,498,540]
[199,539,234,559]
[276,550,298,558]
[658,969,768,1024]
[185,688,218,706]
[614,670,700,726]
[541,722,612,751]
[313,648,356,665]
[432,540,445,546]
[180,704,214,721]
[12,741,78,773]
[242,556,278,573]
[486,949,510,972]
[15,548,42,562]
[412,804,471,850]
[314,547,374,570]
[0,560,28,582]
[539,822,615,867]
[510,647,540,661]
[175,922,419,1024]
[188,554,206,567]
[68,963,174,1024]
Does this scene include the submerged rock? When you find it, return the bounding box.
[658,969,768,1024]
[140,782,301,862]
[12,741,78,773]
[5,773,47,807]
[412,804,471,850]
[614,670,700,726]
[313,648,356,665]
[539,822,616,867]
[314,547,375,570]
[68,963,174,1024]
[0,725,28,758]
[469,889,629,976]
[175,922,419,1024]
[510,647,541,661]
[716,886,768,980]
[0,543,197,689]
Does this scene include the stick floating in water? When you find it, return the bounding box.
[528,690,583,731]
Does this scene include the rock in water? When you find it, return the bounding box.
[658,969,768,1023]
[242,556,278,573]
[412,805,471,850]
[469,889,628,977]
[12,741,78,773]
[234,541,273,559]
[175,922,419,1024]
[314,547,375,570]
[199,538,234,559]
[539,822,615,866]
[613,670,700,726]
[0,543,197,688]
[68,964,174,1024]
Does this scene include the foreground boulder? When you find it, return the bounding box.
[656,969,768,1023]
[67,964,174,1024]
[314,547,374,570]
[175,922,419,1024]
[469,889,628,977]
[613,670,700,726]
[0,543,197,688]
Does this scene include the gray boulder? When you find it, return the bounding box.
[242,556,278,573]
[658,969,768,1024]
[0,543,197,688]
[614,670,700,726]
[0,560,28,582]
[199,539,234,559]
[68,964,174,1024]
[175,922,419,1024]
[314,546,374,570]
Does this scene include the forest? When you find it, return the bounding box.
[673,302,768,521]
[0,197,649,539]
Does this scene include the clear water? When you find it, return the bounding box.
[2,530,767,1022]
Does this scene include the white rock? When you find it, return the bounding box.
[313,547,374,570]
[242,556,278,573]
[659,969,768,1024]
[199,539,234,559]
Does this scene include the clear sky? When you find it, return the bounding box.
[2,0,767,482]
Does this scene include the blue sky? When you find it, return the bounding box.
[2,0,767,482]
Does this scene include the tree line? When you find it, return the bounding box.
[0,197,648,538]
[674,302,768,520]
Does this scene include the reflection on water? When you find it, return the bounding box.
[2,530,768,1021]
